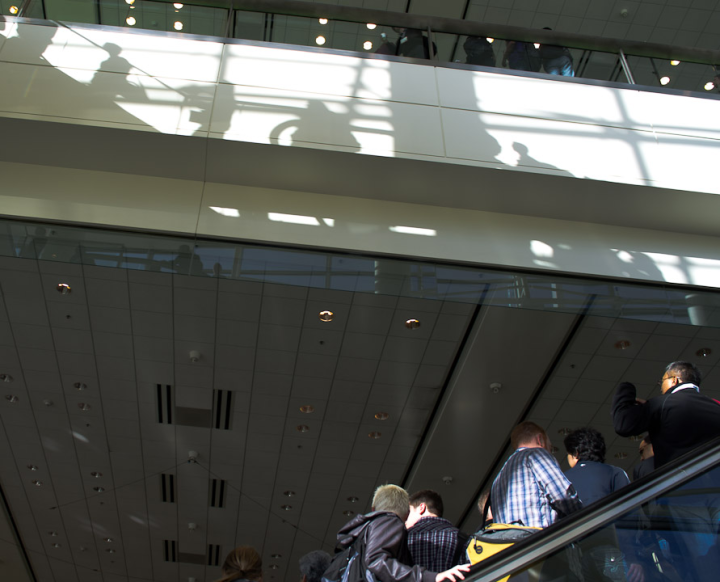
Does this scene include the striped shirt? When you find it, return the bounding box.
[407,516,459,572]
[491,447,582,528]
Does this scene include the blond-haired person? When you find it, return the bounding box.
[336,484,469,582]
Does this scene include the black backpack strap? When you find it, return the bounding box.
[453,530,470,565]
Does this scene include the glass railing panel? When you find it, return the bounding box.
[626,56,719,95]
[96,0,227,36]
[477,462,720,582]
[573,49,628,83]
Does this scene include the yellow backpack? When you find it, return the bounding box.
[466,523,541,582]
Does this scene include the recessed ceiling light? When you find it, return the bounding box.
[269,565,279,570]
[271,554,282,559]
[74,382,87,390]
[343,510,354,516]
[173,2,183,8]
[374,412,389,421]
[283,490,295,497]
[670,60,680,66]
[319,310,334,322]
[368,431,381,439]
[93,486,105,492]
[696,348,712,357]
[104,538,113,543]
[126,16,136,25]
[558,428,572,436]
[318,18,328,24]
[173,21,183,30]
[614,340,631,350]
[347,496,359,503]
[280,505,292,511]
[704,82,715,91]
[405,319,421,329]
[79,546,87,551]
[78,403,91,411]
[316,36,326,46]
[366,23,376,29]
[660,76,670,85]
[9,5,19,14]
[90,472,103,478]
[615,452,628,459]
[32,480,42,486]
[48,531,58,536]
[27,465,38,471]
[106,548,115,554]
[300,405,315,414]
[5,395,18,403]
[486,37,494,43]
[52,543,61,548]
[0,374,13,382]
[363,41,373,50]
[56,283,72,295]
[125,0,134,4]
[296,425,309,433]
[43,399,53,407]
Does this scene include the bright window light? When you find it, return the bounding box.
[126,16,136,25]
[366,23,376,29]
[363,41,373,50]
[174,21,183,30]
[316,35,326,45]
[660,76,670,85]
[210,206,240,217]
[389,226,437,237]
[318,18,328,25]
[268,213,320,226]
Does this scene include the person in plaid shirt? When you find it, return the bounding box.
[405,490,462,571]
[491,422,582,528]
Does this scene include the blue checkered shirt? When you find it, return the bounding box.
[406,516,459,572]
[491,447,582,528]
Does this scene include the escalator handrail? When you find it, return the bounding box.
[464,434,720,582]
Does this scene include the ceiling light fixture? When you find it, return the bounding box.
[283,490,295,497]
[442,476,454,485]
[74,382,87,390]
[9,5,19,14]
[366,23,376,29]
[93,486,105,492]
[614,340,631,350]
[52,543,61,548]
[296,425,310,433]
[490,383,502,394]
[43,400,53,407]
[315,36,326,46]
[106,548,115,554]
[126,16,136,25]
[48,531,58,536]
[704,82,715,91]
[280,505,292,511]
[343,510,354,516]
[173,2,183,8]
[318,18,328,24]
[90,472,103,478]
[27,465,38,471]
[125,0,135,4]
[269,565,279,570]
[5,395,18,403]
[32,480,42,486]
[558,428,572,436]
[374,412,388,420]
[405,318,421,329]
[347,496,359,503]
[104,538,113,543]
[271,554,282,559]
[78,403,90,411]
[319,310,334,322]
[300,405,315,414]
[56,283,72,294]
[189,350,201,363]
[363,41,373,50]
[486,38,494,43]
[174,21,183,31]
[0,374,13,382]
[696,348,712,357]
[660,76,670,85]
[368,431,381,439]
[670,60,680,66]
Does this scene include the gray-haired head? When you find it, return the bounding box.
[299,550,331,582]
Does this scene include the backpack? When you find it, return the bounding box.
[321,537,374,582]
[465,522,541,582]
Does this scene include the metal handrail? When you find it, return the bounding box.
[464,435,720,582]
[134,0,720,65]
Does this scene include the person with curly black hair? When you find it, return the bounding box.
[563,427,630,505]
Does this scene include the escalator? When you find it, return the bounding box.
[464,436,720,582]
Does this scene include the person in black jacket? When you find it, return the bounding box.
[335,485,469,582]
[612,361,720,467]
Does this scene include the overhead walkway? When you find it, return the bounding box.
[463,437,720,582]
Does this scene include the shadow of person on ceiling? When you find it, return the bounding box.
[512,142,573,177]
[269,101,361,151]
[90,43,146,102]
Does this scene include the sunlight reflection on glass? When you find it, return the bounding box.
[322,218,335,227]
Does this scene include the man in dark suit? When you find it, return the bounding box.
[612,361,720,467]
